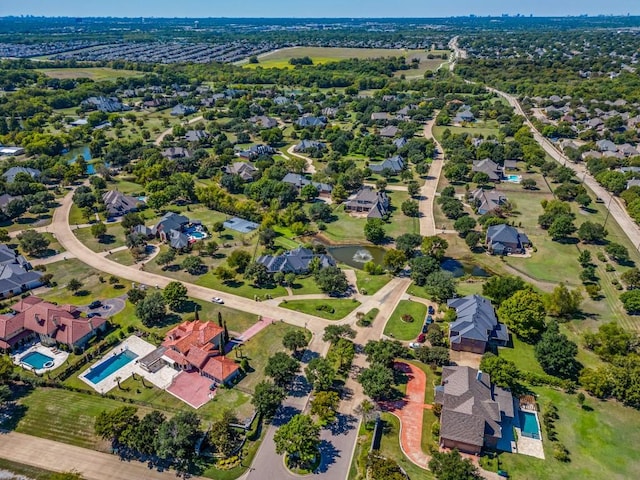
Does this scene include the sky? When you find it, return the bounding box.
[1,0,639,18]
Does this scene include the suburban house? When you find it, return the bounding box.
[282,173,333,198]
[472,159,503,182]
[453,105,476,124]
[469,188,508,215]
[503,160,518,171]
[236,144,275,160]
[82,96,130,113]
[0,244,43,299]
[161,147,192,160]
[447,294,509,353]
[369,155,405,174]
[0,147,25,157]
[249,116,278,129]
[0,296,107,352]
[171,104,197,116]
[3,166,41,183]
[344,186,390,219]
[224,162,260,182]
[257,247,336,274]
[102,190,140,218]
[296,115,327,128]
[184,130,210,143]
[293,140,326,153]
[435,366,514,455]
[379,125,399,138]
[371,112,392,122]
[0,194,20,213]
[321,107,338,118]
[157,320,240,385]
[393,137,408,149]
[152,212,191,249]
[486,224,531,255]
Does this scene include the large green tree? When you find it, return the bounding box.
[482,275,526,305]
[535,322,581,379]
[274,414,321,466]
[17,229,50,257]
[314,266,349,294]
[251,381,286,419]
[305,357,337,391]
[163,281,188,311]
[364,218,386,244]
[265,352,300,386]
[135,291,167,327]
[358,366,395,400]
[282,330,309,354]
[498,289,546,342]
[428,449,483,480]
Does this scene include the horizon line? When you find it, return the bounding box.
[1,14,639,19]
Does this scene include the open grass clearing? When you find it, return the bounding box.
[383,300,427,341]
[36,67,143,81]
[73,223,126,253]
[354,270,391,295]
[279,298,360,320]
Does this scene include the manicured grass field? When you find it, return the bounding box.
[36,67,143,81]
[290,275,324,295]
[383,300,428,341]
[379,413,435,480]
[483,386,640,480]
[354,271,391,295]
[0,458,61,480]
[279,298,361,320]
[73,223,126,253]
[236,322,310,393]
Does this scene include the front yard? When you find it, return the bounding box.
[383,300,428,341]
[279,298,361,320]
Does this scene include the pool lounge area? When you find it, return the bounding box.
[184,225,208,242]
[12,343,69,374]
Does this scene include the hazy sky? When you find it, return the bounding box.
[2,0,639,17]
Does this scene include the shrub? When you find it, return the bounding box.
[553,443,571,462]
[401,314,414,323]
[316,304,335,314]
[605,264,615,272]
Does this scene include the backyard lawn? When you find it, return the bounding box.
[279,298,361,320]
[354,270,391,295]
[379,413,435,480]
[383,300,428,341]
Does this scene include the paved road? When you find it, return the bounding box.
[420,113,445,236]
[285,145,317,174]
[154,115,204,146]
[0,431,206,480]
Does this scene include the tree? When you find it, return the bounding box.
[94,406,139,442]
[227,249,252,273]
[428,449,483,480]
[17,230,50,257]
[409,255,440,286]
[383,249,406,274]
[395,233,423,258]
[407,180,420,197]
[309,202,333,222]
[439,197,465,219]
[310,390,340,425]
[364,218,386,244]
[363,339,405,368]
[482,275,526,305]
[155,249,176,270]
[135,291,166,327]
[544,283,583,318]
[252,381,286,419]
[265,352,300,386]
[621,268,640,289]
[415,346,450,366]
[215,265,236,282]
[91,221,107,240]
[424,270,457,303]
[323,324,356,344]
[427,323,447,347]
[208,410,240,458]
[244,262,272,287]
[605,242,629,263]
[578,250,592,268]
[305,357,336,391]
[67,278,82,294]
[300,183,319,202]
[274,414,321,466]
[283,330,309,354]
[421,236,448,260]
[128,410,165,456]
[465,231,482,250]
[358,366,395,400]
[583,322,637,360]
[575,193,592,209]
[453,216,477,238]
[521,178,537,190]
[620,290,640,313]
[577,222,607,243]
[181,255,205,275]
[155,411,200,470]
[498,289,546,342]
[480,353,521,392]
[121,212,143,230]
[163,281,188,311]
[535,321,581,379]
[0,355,14,384]
[314,266,349,294]
[548,214,576,241]
[401,199,419,217]
[0,229,9,243]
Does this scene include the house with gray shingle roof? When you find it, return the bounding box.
[369,155,405,174]
[0,244,43,299]
[293,140,326,153]
[486,224,530,255]
[296,116,327,128]
[282,173,333,198]
[184,130,210,143]
[469,188,508,215]
[224,162,259,182]
[249,116,278,129]
[472,159,503,182]
[344,186,390,219]
[435,366,514,454]
[3,167,41,183]
[447,294,509,353]
[257,247,335,274]
[379,125,399,138]
[102,190,141,218]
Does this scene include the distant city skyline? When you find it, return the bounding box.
[2,0,639,18]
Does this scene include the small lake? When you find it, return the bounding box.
[441,259,491,278]
[64,145,110,175]
[328,245,387,269]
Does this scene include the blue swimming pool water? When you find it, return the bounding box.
[506,174,522,183]
[21,351,54,370]
[520,411,540,438]
[85,350,138,384]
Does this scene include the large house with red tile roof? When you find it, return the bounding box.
[0,296,107,351]
[158,320,240,385]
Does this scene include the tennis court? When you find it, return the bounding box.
[223,217,259,233]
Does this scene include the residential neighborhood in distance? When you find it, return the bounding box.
[1,7,640,480]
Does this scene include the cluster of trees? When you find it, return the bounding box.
[358,339,406,400]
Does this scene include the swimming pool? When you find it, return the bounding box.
[21,351,54,370]
[85,350,138,384]
[519,410,541,439]
[506,174,522,183]
[184,226,208,240]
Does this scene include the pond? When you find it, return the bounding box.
[64,145,111,175]
[328,245,387,269]
[441,259,491,278]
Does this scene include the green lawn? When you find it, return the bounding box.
[236,322,310,393]
[383,300,428,341]
[290,275,324,295]
[106,248,137,266]
[279,298,361,320]
[484,386,640,480]
[354,271,391,295]
[379,413,435,480]
[74,224,126,253]
[0,458,62,480]
[15,232,64,260]
[37,67,143,81]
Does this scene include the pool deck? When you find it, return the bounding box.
[79,336,177,394]
[515,409,545,459]
[12,343,69,375]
